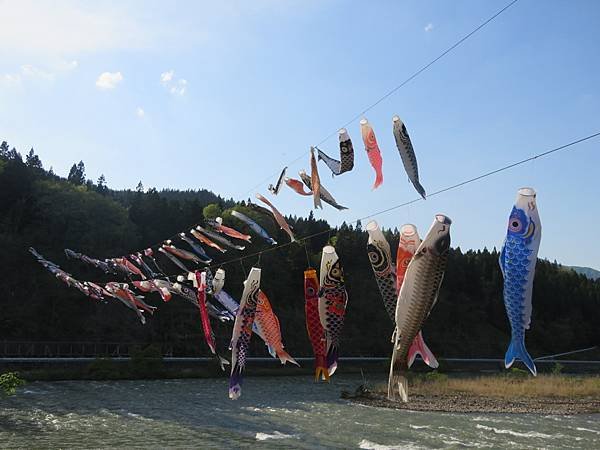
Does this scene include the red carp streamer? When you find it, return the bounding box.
[304,268,328,381]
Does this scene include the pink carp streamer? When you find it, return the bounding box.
[194,271,217,354]
[255,193,295,242]
[360,118,384,189]
[310,147,323,209]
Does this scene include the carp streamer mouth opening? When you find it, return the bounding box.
[435,214,452,225]
[518,187,536,197]
[366,221,379,232]
[400,224,418,236]
[322,245,336,255]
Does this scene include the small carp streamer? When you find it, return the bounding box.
[360,118,384,189]
[231,210,277,245]
[178,233,212,263]
[195,225,245,251]
[229,267,261,400]
[254,291,299,366]
[268,166,287,195]
[132,280,172,302]
[209,217,252,243]
[255,193,295,242]
[190,228,227,253]
[304,268,328,381]
[318,245,349,376]
[212,268,225,294]
[395,224,438,370]
[299,170,348,210]
[193,271,228,370]
[162,242,207,264]
[392,116,426,199]
[309,147,323,209]
[284,177,312,196]
[499,187,541,376]
[316,128,355,176]
[158,246,192,272]
[389,214,451,402]
[105,282,157,324]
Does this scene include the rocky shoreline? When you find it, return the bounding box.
[342,386,600,415]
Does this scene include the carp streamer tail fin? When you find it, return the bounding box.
[314,355,329,382]
[216,354,230,372]
[326,345,338,376]
[277,349,300,367]
[388,374,409,403]
[414,180,426,200]
[505,336,537,376]
[407,331,439,369]
[229,366,243,400]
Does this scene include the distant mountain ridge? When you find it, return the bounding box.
[570,266,600,280]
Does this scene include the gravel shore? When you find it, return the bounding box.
[343,387,600,415]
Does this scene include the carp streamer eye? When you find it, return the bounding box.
[509,217,523,233]
[306,287,315,296]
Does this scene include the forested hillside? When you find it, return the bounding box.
[1,141,599,360]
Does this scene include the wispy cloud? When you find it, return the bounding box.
[0,1,150,56]
[424,23,434,32]
[160,70,187,96]
[1,60,78,87]
[96,71,123,90]
[136,107,145,118]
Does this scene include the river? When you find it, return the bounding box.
[1,375,598,448]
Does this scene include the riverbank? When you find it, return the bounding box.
[344,373,600,414]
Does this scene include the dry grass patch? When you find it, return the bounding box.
[376,374,600,399]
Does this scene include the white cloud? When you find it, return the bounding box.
[424,23,434,32]
[95,71,123,89]
[160,70,187,96]
[160,70,174,84]
[136,107,145,118]
[170,79,188,96]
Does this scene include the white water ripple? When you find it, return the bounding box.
[476,424,558,439]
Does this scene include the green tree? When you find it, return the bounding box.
[67,160,85,185]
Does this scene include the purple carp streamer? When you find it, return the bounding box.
[318,245,349,376]
[317,128,355,176]
[229,267,261,400]
[299,170,348,211]
[499,187,541,376]
[268,166,287,195]
[390,214,451,402]
[392,115,426,199]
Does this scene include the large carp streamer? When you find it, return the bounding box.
[499,188,542,376]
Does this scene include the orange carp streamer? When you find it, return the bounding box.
[255,291,299,366]
[360,118,384,189]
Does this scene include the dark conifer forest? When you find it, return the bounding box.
[1,141,599,360]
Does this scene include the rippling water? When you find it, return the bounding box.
[1,375,599,448]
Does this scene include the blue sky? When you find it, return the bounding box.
[1,0,599,268]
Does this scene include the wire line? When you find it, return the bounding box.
[239,0,521,198]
